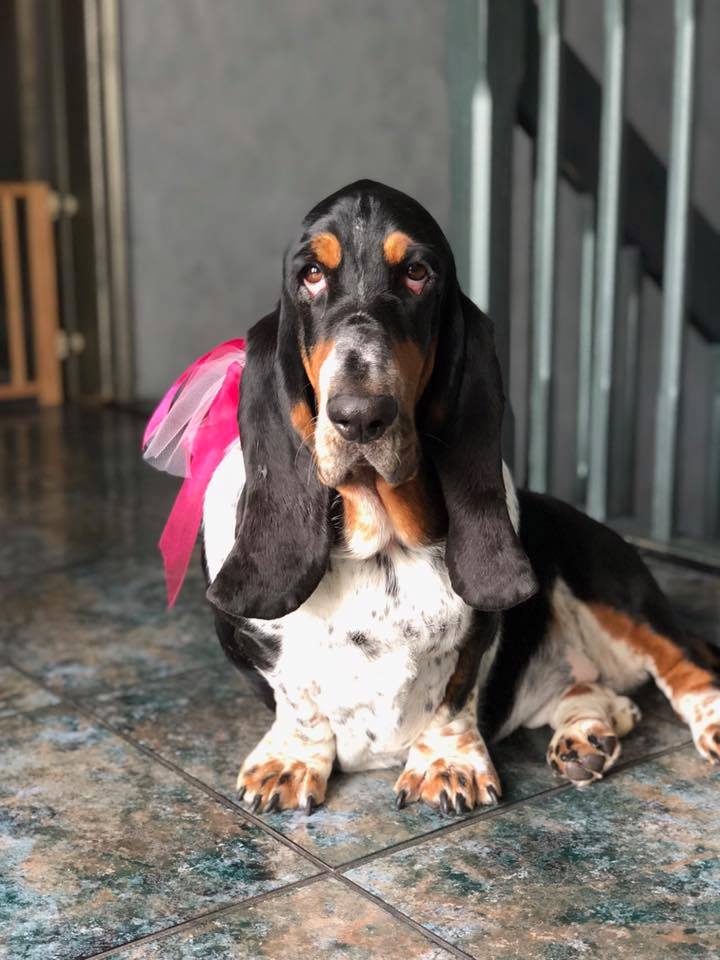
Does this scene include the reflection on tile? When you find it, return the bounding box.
[0,665,59,718]
[92,667,690,867]
[0,707,316,960]
[0,409,176,580]
[0,554,225,695]
[348,746,720,958]
[112,878,452,959]
[646,557,720,650]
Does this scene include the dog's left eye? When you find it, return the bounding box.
[303,263,327,297]
[405,262,428,295]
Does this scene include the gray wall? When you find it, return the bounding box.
[122,0,449,400]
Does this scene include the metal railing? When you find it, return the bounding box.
[0,182,63,407]
[450,0,718,560]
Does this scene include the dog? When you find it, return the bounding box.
[202,179,720,816]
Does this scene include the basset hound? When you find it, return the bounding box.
[202,180,720,816]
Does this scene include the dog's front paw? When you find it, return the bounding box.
[236,721,334,815]
[395,730,501,815]
[237,757,329,814]
[547,720,621,786]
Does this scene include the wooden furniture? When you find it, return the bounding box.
[0,181,63,406]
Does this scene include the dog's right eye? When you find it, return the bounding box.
[303,263,326,296]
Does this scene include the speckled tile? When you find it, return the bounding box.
[0,665,59,718]
[646,557,720,650]
[110,878,452,959]
[0,554,226,695]
[347,745,720,958]
[91,667,691,867]
[0,706,317,960]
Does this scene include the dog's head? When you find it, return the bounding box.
[207,180,537,620]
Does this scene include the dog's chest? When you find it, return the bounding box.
[255,545,472,770]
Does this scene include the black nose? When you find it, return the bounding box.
[327,394,398,443]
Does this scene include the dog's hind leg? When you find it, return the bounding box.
[588,604,720,765]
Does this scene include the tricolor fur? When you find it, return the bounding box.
[202,181,720,815]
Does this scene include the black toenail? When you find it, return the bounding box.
[583,753,606,773]
[396,790,407,810]
[599,735,618,755]
[565,761,594,781]
[486,784,499,804]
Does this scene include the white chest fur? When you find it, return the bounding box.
[203,441,473,771]
[256,544,472,770]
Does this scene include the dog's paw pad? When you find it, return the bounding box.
[547,721,621,787]
[237,759,328,814]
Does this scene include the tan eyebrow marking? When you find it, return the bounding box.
[309,232,342,270]
[383,230,413,265]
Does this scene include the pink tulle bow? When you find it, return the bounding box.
[142,338,246,607]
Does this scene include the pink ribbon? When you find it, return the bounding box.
[142,339,246,607]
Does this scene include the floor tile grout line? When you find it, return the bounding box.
[80,873,327,960]
[337,783,574,871]
[7,659,699,960]
[334,736,696,872]
[8,656,697,871]
[1,665,584,960]
[334,873,475,960]
[6,658,336,876]
[73,665,261,706]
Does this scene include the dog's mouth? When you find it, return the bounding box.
[316,429,419,489]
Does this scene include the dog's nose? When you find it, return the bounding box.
[327,394,398,443]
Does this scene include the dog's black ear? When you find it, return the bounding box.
[206,307,331,620]
[421,288,537,611]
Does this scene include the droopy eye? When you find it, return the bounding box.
[404,262,428,294]
[303,263,326,296]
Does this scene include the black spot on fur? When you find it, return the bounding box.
[380,554,399,598]
[425,701,434,713]
[348,631,380,659]
[366,729,377,742]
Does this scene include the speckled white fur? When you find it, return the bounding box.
[202,440,500,772]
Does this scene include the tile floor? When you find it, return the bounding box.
[1,408,719,959]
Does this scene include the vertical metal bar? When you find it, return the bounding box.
[575,196,596,504]
[84,0,114,400]
[1,195,28,386]
[613,246,642,516]
[587,0,627,521]
[651,0,697,541]
[100,0,135,403]
[708,346,720,541]
[528,0,563,492]
[14,0,42,179]
[449,1,526,463]
[468,0,493,317]
[48,0,81,399]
